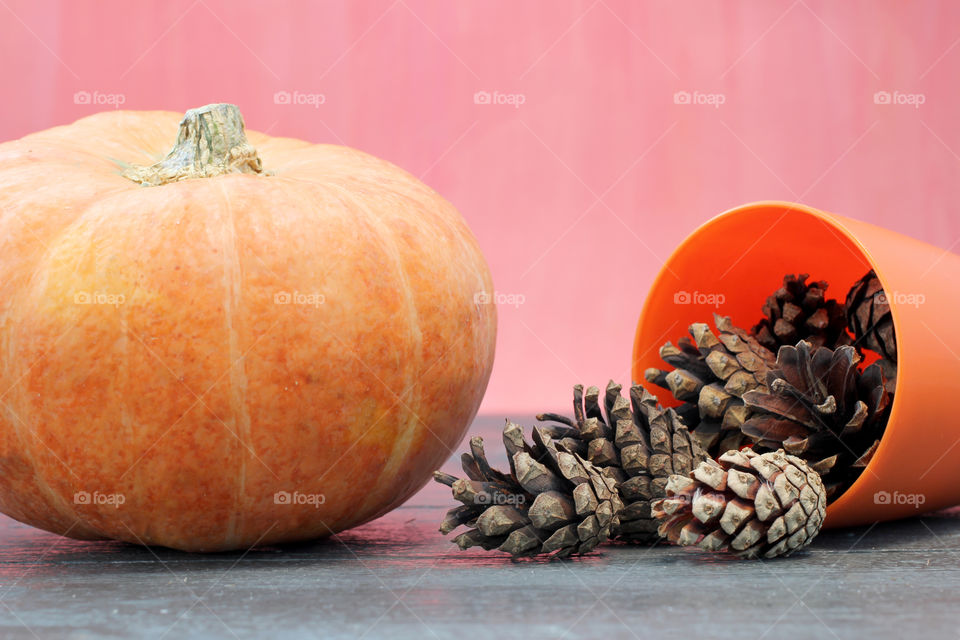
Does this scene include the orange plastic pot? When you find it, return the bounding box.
[633,201,960,528]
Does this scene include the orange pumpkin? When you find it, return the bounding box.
[0,104,496,551]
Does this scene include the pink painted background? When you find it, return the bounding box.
[2,0,958,413]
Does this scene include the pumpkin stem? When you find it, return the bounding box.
[123,103,265,186]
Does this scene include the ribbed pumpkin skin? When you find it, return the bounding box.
[0,111,496,551]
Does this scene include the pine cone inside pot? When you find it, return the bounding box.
[644,315,776,457]
[845,270,896,360]
[740,340,891,501]
[537,381,710,543]
[845,269,898,392]
[652,448,827,559]
[751,273,852,352]
[434,424,623,557]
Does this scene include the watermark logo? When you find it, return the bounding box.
[875,291,925,308]
[474,290,525,308]
[473,90,526,108]
[873,90,925,108]
[475,492,525,506]
[274,90,326,108]
[74,291,125,307]
[673,90,725,108]
[274,490,326,507]
[673,290,725,308]
[74,491,125,508]
[874,490,925,508]
[73,90,126,108]
[274,291,325,307]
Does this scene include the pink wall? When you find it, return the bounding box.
[2,0,958,413]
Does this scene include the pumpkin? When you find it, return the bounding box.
[0,104,496,551]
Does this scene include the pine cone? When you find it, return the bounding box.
[845,270,897,392]
[434,424,624,557]
[652,449,827,559]
[537,381,710,543]
[751,273,852,352]
[644,314,776,457]
[740,340,891,501]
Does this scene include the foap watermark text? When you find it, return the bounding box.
[474,290,525,308]
[274,90,326,108]
[475,492,525,506]
[74,90,126,108]
[874,90,925,108]
[876,291,925,308]
[74,291,125,307]
[874,490,925,509]
[275,291,325,307]
[74,491,125,508]
[674,90,725,108]
[274,491,326,507]
[474,90,525,108]
[673,290,725,308]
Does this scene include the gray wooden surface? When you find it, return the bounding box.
[1,415,959,640]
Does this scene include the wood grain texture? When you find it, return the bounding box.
[0,416,957,639]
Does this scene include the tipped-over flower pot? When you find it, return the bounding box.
[633,201,960,528]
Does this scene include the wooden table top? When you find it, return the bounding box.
[0,415,957,639]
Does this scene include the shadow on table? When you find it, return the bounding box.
[811,505,960,552]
